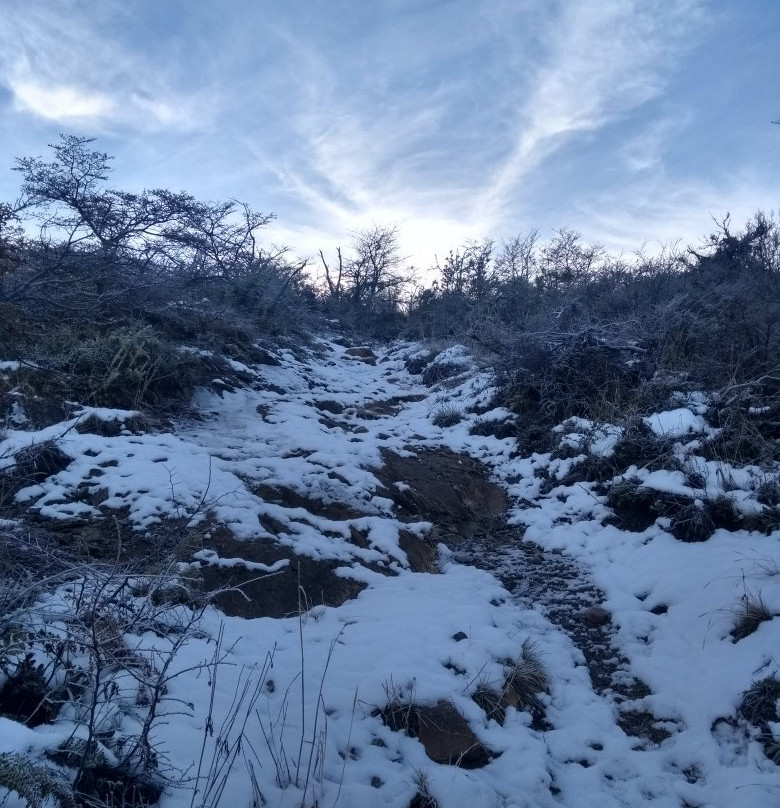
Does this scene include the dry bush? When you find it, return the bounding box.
[738,675,780,764]
[421,362,465,387]
[732,593,774,641]
[431,405,462,428]
[0,531,231,808]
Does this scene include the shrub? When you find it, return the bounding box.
[502,639,550,724]
[421,362,465,387]
[471,639,550,727]
[605,482,659,532]
[668,502,716,542]
[738,675,780,764]
[739,676,780,725]
[431,405,462,428]
[469,417,517,440]
[609,420,678,473]
[0,753,75,808]
[405,353,435,375]
[0,547,222,808]
[733,593,773,641]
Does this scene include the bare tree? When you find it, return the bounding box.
[345,224,409,307]
[319,224,411,313]
[5,135,306,323]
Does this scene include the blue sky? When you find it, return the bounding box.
[0,0,778,274]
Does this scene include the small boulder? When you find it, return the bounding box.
[399,529,439,573]
[344,346,377,365]
[416,700,490,768]
[583,606,611,627]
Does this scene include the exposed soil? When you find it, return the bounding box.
[375,448,507,541]
[249,483,366,521]
[197,528,366,619]
[375,446,669,746]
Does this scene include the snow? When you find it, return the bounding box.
[2,339,780,808]
[644,407,711,437]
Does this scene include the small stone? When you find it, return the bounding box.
[370,776,383,788]
[583,606,610,627]
[343,346,377,365]
[416,700,490,768]
[452,631,468,642]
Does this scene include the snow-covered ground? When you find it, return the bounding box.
[2,337,780,808]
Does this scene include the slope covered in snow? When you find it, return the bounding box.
[2,336,780,808]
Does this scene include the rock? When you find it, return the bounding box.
[452,631,468,642]
[583,606,610,627]
[314,399,345,414]
[253,347,281,366]
[415,700,490,768]
[399,529,439,573]
[344,346,377,365]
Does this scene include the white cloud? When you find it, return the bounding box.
[571,171,776,254]
[11,82,114,121]
[478,0,703,224]
[0,0,215,133]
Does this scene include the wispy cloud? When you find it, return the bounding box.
[0,0,773,273]
[478,0,703,224]
[0,0,216,133]
[571,166,776,254]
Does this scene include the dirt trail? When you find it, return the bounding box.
[379,446,668,745]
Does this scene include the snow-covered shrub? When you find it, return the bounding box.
[421,361,465,387]
[0,753,75,808]
[668,502,716,543]
[739,676,780,725]
[738,676,780,764]
[609,419,678,473]
[0,558,218,808]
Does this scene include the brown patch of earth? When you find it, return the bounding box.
[398,529,439,573]
[415,700,492,768]
[196,527,365,618]
[249,483,366,521]
[354,400,401,419]
[375,448,507,542]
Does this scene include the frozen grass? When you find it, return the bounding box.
[732,592,773,641]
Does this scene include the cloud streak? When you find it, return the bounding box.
[0,0,775,273]
[0,0,216,133]
[478,0,703,224]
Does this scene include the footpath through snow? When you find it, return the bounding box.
[2,337,780,808]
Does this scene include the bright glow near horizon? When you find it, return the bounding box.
[0,0,778,276]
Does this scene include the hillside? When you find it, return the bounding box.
[2,334,780,808]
